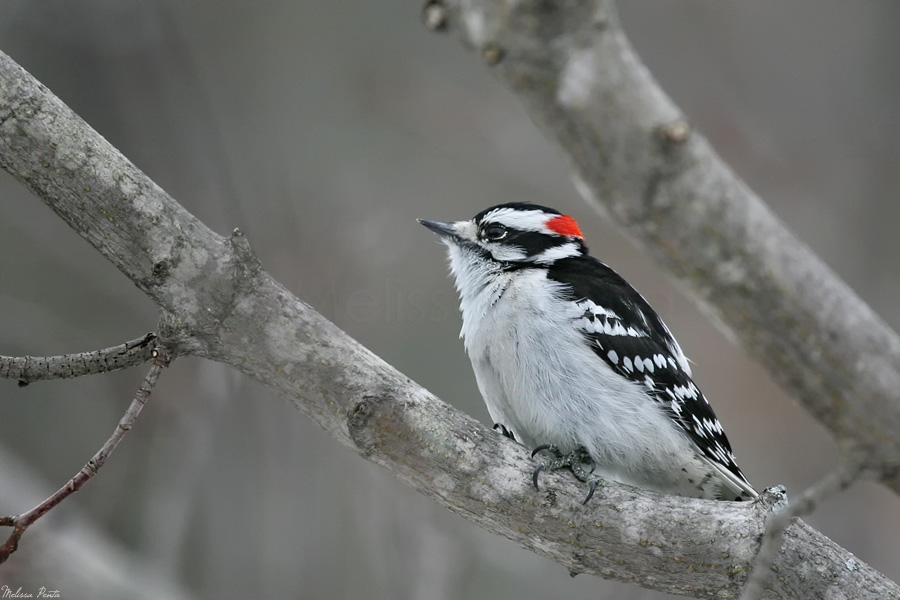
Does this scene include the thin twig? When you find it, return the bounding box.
[0,346,170,565]
[0,332,157,387]
[740,463,867,600]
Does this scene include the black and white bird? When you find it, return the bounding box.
[419,203,756,502]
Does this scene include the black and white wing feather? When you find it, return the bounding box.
[548,256,756,500]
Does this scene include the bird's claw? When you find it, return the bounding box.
[532,463,545,489]
[530,444,600,503]
[583,479,598,505]
[531,443,558,459]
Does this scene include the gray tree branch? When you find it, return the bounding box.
[432,0,900,490]
[0,8,897,598]
[0,333,156,386]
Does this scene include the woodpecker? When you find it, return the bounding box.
[419,203,756,503]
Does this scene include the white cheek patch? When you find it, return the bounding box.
[488,243,527,262]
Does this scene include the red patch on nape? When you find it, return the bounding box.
[545,214,583,238]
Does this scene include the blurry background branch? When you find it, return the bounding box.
[0,447,198,600]
[434,0,900,492]
[0,45,897,598]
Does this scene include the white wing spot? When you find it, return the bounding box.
[672,384,697,400]
[575,299,648,338]
[692,414,708,437]
[607,349,619,364]
[704,418,724,435]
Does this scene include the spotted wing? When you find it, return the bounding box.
[547,256,755,498]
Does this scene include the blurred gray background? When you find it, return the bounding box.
[1,2,898,599]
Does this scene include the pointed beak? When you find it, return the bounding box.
[418,218,458,241]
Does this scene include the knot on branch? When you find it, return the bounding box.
[229,228,262,276]
[755,484,790,514]
[657,119,691,146]
[421,1,448,32]
[142,251,179,290]
[224,227,264,311]
[347,393,397,456]
[151,259,171,281]
[482,43,505,66]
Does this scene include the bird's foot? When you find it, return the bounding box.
[531,444,599,504]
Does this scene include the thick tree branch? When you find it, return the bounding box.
[431,0,900,488]
[0,48,897,598]
[0,332,156,386]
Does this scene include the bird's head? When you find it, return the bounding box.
[418,202,586,270]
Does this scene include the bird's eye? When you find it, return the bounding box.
[484,224,507,241]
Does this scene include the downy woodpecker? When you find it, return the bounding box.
[420,203,756,502]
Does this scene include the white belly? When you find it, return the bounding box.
[459,269,703,494]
